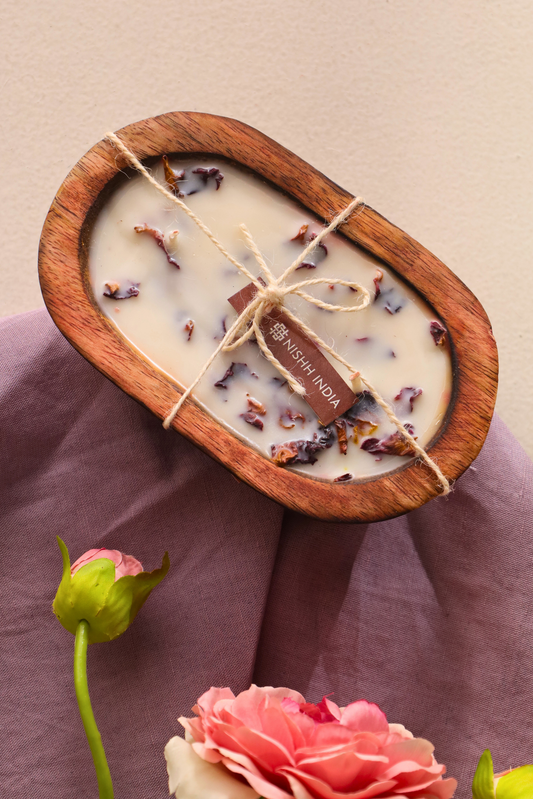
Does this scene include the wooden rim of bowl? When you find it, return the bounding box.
[38,111,498,522]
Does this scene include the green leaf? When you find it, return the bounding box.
[496,765,533,798]
[473,750,496,799]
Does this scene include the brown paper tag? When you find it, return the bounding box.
[228,281,356,426]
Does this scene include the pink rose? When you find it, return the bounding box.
[168,685,457,799]
[71,548,143,579]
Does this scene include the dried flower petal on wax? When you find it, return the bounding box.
[162,156,185,196]
[290,224,309,244]
[103,281,140,300]
[279,408,306,429]
[361,428,417,457]
[352,419,379,444]
[334,473,353,482]
[334,419,348,454]
[394,386,423,413]
[241,412,264,430]
[373,268,383,299]
[430,320,447,346]
[191,167,224,190]
[184,320,194,341]
[214,317,227,341]
[134,224,180,269]
[246,395,266,415]
[214,362,259,389]
[271,427,334,466]
[290,224,328,269]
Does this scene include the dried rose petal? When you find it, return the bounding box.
[271,442,299,465]
[246,395,266,415]
[430,320,447,346]
[271,427,334,466]
[291,225,328,269]
[191,167,224,190]
[290,224,309,243]
[334,419,348,455]
[103,281,140,300]
[214,317,227,341]
[162,156,185,196]
[352,419,379,444]
[214,362,258,389]
[374,282,405,314]
[184,319,194,341]
[279,409,306,429]
[134,224,180,269]
[361,430,417,457]
[373,268,383,299]
[394,386,423,413]
[241,412,264,430]
[334,473,353,482]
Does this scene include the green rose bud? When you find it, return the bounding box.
[52,537,169,643]
[473,749,533,799]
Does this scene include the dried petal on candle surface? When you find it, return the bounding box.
[162,155,185,197]
[271,427,334,466]
[134,224,180,269]
[279,408,306,429]
[191,166,224,190]
[290,224,328,269]
[334,418,348,454]
[395,386,423,413]
[241,412,264,430]
[214,317,227,341]
[246,395,266,415]
[214,362,259,389]
[103,281,140,300]
[373,268,383,299]
[375,282,405,314]
[184,320,195,341]
[352,419,379,444]
[361,428,418,457]
[430,319,447,346]
[290,224,309,243]
[334,473,353,482]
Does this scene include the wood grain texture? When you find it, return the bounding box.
[38,112,498,522]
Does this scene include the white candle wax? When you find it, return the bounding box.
[89,158,452,481]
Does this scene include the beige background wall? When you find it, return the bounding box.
[2,0,532,457]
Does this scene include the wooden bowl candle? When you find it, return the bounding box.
[38,112,498,522]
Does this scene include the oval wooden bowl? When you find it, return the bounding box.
[38,112,498,522]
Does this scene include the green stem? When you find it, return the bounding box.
[74,620,114,799]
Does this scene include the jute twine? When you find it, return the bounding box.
[105,132,450,494]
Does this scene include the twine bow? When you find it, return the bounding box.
[105,132,451,494]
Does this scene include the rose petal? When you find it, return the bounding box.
[281,766,397,799]
[179,715,206,743]
[164,736,259,799]
[341,701,389,734]
[414,777,458,798]
[381,738,436,771]
[296,749,389,792]
[191,741,224,764]
[223,758,294,799]
[258,703,300,755]
[195,687,236,717]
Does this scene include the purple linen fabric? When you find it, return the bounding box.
[1,308,532,799]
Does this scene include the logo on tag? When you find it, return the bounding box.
[228,281,356,426]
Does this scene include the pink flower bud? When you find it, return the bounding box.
[71,548,143,580]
